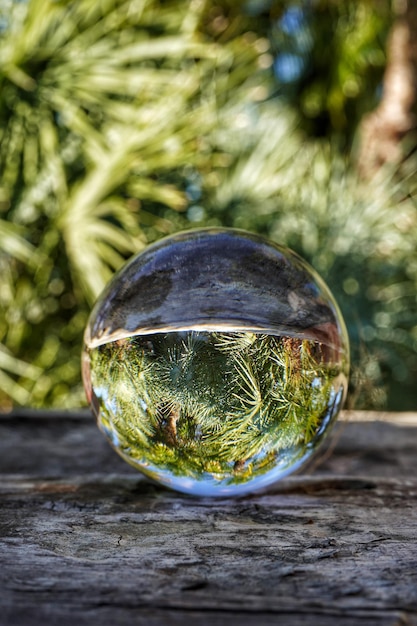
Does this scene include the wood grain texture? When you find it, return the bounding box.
[0,410,416,626]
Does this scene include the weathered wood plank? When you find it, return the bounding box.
[0,411,416,626]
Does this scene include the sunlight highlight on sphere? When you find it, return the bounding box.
[83,228,349,496]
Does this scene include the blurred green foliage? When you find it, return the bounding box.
[269,0,391,142]
[1,0,416,410]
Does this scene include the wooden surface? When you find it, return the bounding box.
[0,410,416,626]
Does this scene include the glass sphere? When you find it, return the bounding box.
[82,228,349,496]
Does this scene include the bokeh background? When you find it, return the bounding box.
[1,0,416,411]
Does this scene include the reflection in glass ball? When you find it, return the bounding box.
[82,228,349,496]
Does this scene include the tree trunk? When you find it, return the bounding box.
[358,0,417,177]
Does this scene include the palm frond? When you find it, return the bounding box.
[0,220,37,264]
[0,344,42,405]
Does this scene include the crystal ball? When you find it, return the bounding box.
[82,228,349,496]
